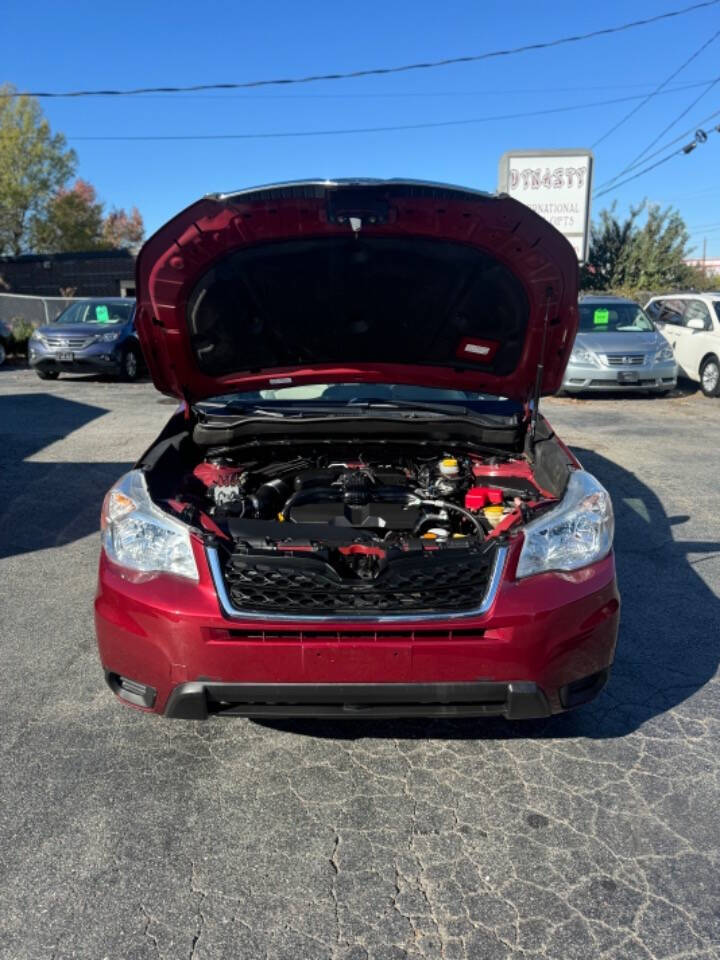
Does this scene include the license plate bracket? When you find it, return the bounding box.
[56,351,74,362]
[617,371,638,384]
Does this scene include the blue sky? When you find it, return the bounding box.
[5,0,720,255]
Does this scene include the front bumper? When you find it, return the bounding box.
[95,538,620,719]
[162,679,556,719]
[562,360,676,392]
[29,344,122,374]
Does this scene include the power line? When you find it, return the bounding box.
[594,103,720,190]
[591,28,720,148]
[63,91,720,143]
[594,121,719,199]
[3,0,720,100]
[20,77,714,102]
[621,72,720,166]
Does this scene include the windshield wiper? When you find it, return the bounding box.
[345,399,471,417]
[198,399,471,419]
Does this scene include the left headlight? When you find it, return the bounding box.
[654,342,674,363]
[101,470,199,580]
[96,331,122,343]
[516,470,614,578]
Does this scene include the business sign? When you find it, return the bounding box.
[498,149,594,263]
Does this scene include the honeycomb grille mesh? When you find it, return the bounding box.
[223,552,493,615]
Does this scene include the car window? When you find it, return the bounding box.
[645,300,662,320]
[577,303,654,333]
[53,301,134,325]
[712,302,720,325]
[656,299,687,326]
[684,300,711,329]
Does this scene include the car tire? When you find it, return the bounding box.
[0,342,6,366]
[700,356,720,397]
[119,345,141,382]
[36,369,60,380]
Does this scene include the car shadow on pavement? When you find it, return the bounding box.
[260,447,719,741]
[0,393,132,560]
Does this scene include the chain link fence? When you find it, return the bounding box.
[0,293,83,361]
[0,293,80,330]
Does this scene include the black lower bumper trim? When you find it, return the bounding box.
[163,681,552,721]
[559,668,610,709]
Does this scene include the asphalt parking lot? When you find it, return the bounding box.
[1,366,718,960]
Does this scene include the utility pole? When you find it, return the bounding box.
[702,237,707,281]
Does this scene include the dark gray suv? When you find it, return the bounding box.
[28,298,141,381]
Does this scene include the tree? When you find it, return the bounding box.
[30,180,145,253]
[102,206,144,251]
[30,179,105,252]
[0,84,76,254]
[581,201,694,293]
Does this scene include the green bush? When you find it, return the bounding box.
[8,318,36,358]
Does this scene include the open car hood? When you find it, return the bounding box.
[135,179,578,403]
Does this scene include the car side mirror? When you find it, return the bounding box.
[687,317,706,331]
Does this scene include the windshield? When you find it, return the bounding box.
[578,303,654,333]
[54,301,133,325]
[205,382,515,409]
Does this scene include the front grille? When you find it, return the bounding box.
[223,550,494,615]
[604,354,645,366]
[43,334,94,349]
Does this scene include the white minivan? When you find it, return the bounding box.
[645,293,720,397]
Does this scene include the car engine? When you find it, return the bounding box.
[171,444,547,615]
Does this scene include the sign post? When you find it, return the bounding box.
[498,149,594,263]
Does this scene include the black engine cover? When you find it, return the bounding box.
[290,500,420,530]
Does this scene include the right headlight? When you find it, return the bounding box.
[569,345,601,367]
[516,470,614,578]
[101,470,198,580]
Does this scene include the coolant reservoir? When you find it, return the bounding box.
[483,505,505,528]
[438,458,459,478]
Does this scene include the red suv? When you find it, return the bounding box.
[95,179,619,720]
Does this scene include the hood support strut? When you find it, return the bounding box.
[529,290,553,448]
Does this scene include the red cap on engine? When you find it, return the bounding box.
[465,486,504,511]
[465,487,488,511]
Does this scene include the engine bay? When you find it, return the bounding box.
[175,442,551,583]
[139,412,570,614]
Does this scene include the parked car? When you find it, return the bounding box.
[95,179,619,720]
[561,296,677,395]
[0,319,10,366]
[645,293,720,397]
[28,297,141,381]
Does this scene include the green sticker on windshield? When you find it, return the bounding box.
[594,308,610,325]
[95,305,110,323]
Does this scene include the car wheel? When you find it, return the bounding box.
[0,342,6,366]
[700,356,720,397]
[120,346,141,382]
[36,369,60,380]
